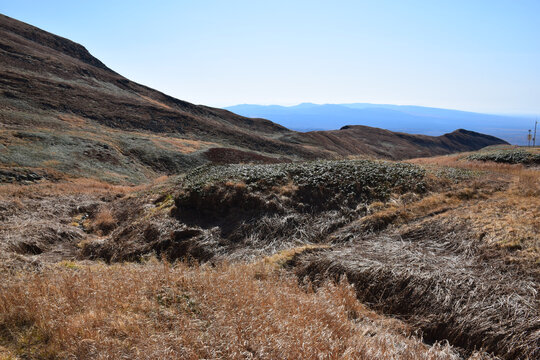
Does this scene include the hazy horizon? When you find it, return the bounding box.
[225,102,538,145]
[1,1,539,114]
[224,102,539,118]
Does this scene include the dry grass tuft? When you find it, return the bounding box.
[138,95,173,110]
[0,261,466,359]
[274,180,299,195]
[90,208,117,236]
[516,170,540,196]
[0,178,144,199]
[263,244,330,267]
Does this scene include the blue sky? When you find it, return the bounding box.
[1,0,539,114]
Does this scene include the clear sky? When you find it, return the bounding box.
[1,0,539,114]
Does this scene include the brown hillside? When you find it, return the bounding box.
[0,13,507,183]
[288,126,508,160]
[0,14,298,143]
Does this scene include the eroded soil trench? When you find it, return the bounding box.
[291,215,539,359]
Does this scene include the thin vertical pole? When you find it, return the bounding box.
[533,119,538,147]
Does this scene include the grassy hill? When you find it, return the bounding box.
[0,14,507,184]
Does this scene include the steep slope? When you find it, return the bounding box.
[0,14,508,183]
[0,14,324,183]
[0,14,289,137]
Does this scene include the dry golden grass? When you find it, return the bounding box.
[263,244,330,267]
[57,114,88,127]
[406,152,539,262]
[457,189,539,261]
[138,94,174,110]
[0,130,29,146]
[408,153,535,177]
[0,153,535,358]
[40,160,61,168]
[516,170,540,196]
[147,134,216,154]
[0,178,151,199]
[223,180,247,189]
[273,180,299,196]
[0,261,467,360]
[359,191,466,233]
[90,208,117,236]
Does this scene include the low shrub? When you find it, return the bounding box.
[177,159,427,213]
[466,148,540,165]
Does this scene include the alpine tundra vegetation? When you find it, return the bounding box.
[0,5,539,360]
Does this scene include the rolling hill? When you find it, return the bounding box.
[0,13,507,184]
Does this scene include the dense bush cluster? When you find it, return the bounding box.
[87,160,427,264]
[433,167,477,183]
[466,148,540,165]
[180,160,426,211]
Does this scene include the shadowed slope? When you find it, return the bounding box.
[0,14,294,139]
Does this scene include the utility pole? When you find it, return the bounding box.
[533,119,538,147]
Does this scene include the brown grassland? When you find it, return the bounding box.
[408,153,539,261]
[0,150,538,359]
[0,260,477,360]
[0,14,533,359]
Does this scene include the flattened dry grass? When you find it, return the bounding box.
[408,152,535,177]
[150,136,214,154]
[0,177,166,199]
[0,261,463,360]
[457,190,540,261]
[359,193,461,232]
[407,152,539,262]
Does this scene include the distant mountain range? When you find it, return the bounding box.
[225,103,535,145]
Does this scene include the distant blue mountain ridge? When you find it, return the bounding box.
[224,103,536,145]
